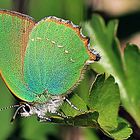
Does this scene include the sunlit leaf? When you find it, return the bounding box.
[88,75,120,130]
[84,14,140,127]
[49,74,132,139]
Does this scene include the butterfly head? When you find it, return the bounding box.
[9,102,34,122]
[0,103,34,122]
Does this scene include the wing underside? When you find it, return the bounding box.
[24,17,95,96]
[0,10,36,102]
[0,12,97,102]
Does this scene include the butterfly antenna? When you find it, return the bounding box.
[0,105,20,111]
[0,104,25,122]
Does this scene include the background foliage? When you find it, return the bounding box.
[0,0,140,140]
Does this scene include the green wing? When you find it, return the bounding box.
[24,17,96,96]
[0,12,97,102]
[0,10,36,102]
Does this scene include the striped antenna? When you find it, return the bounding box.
[0,105,20,111]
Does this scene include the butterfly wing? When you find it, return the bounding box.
[0,10,36,102]
[24,17,97,96]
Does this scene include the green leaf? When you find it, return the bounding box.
[84,14,140,127]
[48,74,132,139]
[50,111,99,127]
[107,117,132,140]
[88,75,120,131]
[88,74,132,139]
[76,69,96,104]
[123,44,140,125]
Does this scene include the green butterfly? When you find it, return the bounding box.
[0,10,100,122]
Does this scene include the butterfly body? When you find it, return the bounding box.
[0,10,100,120]
[20,96,64,120]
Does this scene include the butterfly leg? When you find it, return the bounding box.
[65,98,82,112]
[55,110,69,119]
[37,115,51,122]
[55,110,73,125]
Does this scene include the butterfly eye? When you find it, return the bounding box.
[24,104,31,113]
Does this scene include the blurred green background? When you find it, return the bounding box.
[0,0,140,140]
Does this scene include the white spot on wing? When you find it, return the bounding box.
[46,38,49,41]
[70,58,75,63]
[58,45,63,48]
[36,37,42,40]
[64,50,69,54]
[51,40,56,44]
